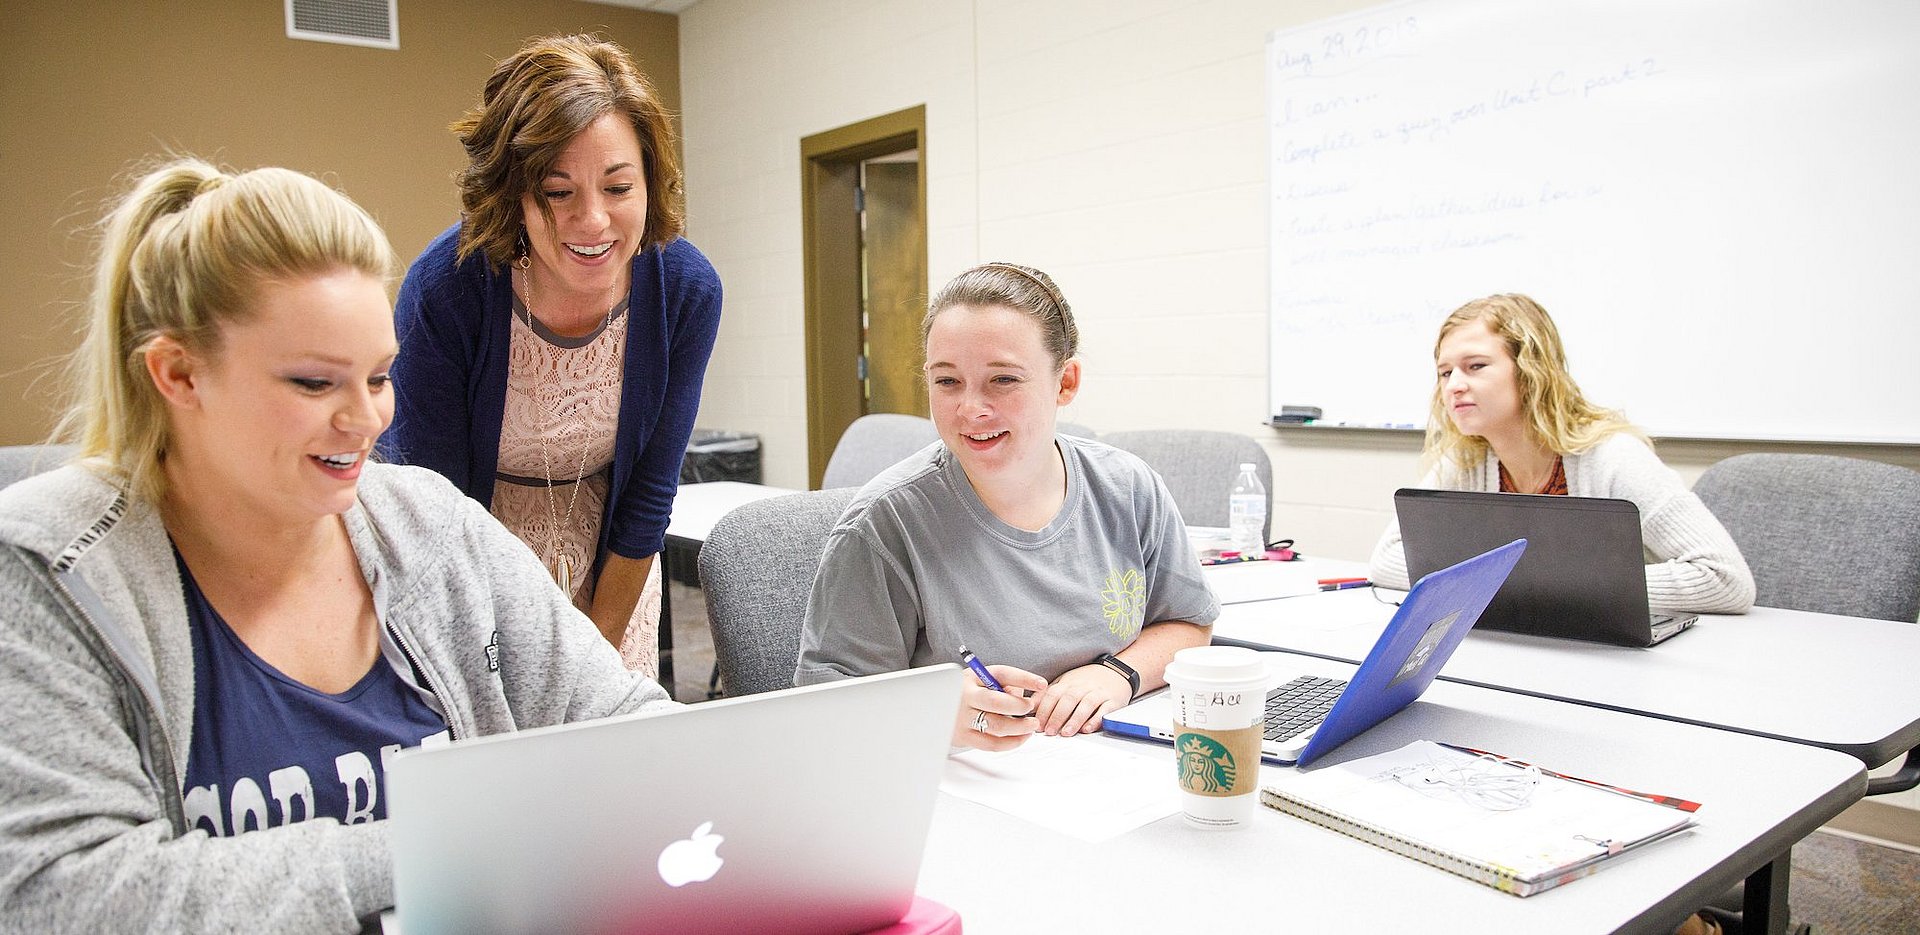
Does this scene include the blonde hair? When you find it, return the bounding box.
[1424,293,1645,470]
[451,33,684,269]
[922,262,1079,370]
[56,156,397,502]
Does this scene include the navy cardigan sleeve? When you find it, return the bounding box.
[607,238,723,559]
[386,225,506,495]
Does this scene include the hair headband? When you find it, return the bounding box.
[978,261,1066,310]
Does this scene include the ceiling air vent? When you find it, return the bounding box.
[286,0,398,50]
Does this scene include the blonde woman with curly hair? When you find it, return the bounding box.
[1369,293,1754,613]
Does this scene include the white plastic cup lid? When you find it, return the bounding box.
[1163,645,1267,688]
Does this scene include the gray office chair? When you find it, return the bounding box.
[0,444,77,489]
[698,487,859,697]
[1693,452,1920,796]
[819,414,939,489]
[1101,429,1273,543]
[1694,453,1920,625]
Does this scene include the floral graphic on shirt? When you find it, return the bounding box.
[1101,568,1147,639]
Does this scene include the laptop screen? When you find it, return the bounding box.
[1394,488,1673,647]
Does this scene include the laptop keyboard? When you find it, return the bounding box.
[1264,675,1348,742]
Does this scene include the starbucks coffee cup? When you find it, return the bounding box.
[1163,645,1269,829]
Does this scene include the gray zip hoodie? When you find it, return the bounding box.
[0,461,674,933]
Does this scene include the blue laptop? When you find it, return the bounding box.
[1104,539,1525,768]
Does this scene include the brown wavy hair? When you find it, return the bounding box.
[450,34,684,269]
[1424,293,1645,470]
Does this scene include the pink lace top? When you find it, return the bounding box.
[491,295,660,675]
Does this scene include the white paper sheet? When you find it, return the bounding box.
[1202,560,1318,604]
[940,734,1180,842]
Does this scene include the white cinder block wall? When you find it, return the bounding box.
[679,0,1918,563]
[678,0,1436,561]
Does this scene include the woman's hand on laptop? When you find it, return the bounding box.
[953,666,1047,751]
[1033,665,1130,738]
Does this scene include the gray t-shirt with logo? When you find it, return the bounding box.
[794,435,1220,685]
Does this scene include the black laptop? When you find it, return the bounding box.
[1394,488,1698,647]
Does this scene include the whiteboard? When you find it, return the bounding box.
[1266,0,1920,444]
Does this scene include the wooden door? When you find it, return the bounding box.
[800,106,926,488]
[860,158,928,418]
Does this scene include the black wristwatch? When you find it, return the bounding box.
[1094,653,1141,700]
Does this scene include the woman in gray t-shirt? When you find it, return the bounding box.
[794,263,1220,752]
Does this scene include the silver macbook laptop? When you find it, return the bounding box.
[388,665,964,935]
[1395,488,1698,647]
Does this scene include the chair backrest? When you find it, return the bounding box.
[1100,429,1273,541]
[698,487,861,696]
[1693,453,1920,622]
[0,444,77,490]
[819,414,940,489]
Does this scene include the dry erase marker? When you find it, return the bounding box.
[1320,580,1372,591]
[957,645,1005,691]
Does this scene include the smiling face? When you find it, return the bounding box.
[1434,318,1525,444]
[924,303,1080,488]
[520,112,648,307]
[158,269,397,526]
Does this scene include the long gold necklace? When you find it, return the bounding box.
[517,260,618,595]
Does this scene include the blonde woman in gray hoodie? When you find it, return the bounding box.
[0,157,673,933]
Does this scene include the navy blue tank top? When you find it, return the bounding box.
[177,554,447,836]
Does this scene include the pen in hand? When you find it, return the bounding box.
[958,646,1040,717]
[957,645,1005,691]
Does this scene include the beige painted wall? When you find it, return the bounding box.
[0,0,680,445]
[676,0,1920,568]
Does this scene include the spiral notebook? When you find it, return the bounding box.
[1259,741,1700,897]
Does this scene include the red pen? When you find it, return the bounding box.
[1435,742,1702,813]
[1317,576,1368,586]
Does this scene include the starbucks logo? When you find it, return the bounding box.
[1176,732,1239,794]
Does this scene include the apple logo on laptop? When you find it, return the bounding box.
[657,821,725,887]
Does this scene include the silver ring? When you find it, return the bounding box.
[971,710,990,733]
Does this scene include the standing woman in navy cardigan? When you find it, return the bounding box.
[388,34,722,674]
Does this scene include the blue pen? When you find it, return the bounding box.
[957,645,1005,691]
[1320,580,1373,591]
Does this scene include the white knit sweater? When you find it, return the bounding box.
[1368,434,1756,613]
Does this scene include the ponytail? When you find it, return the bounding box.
[55,156,395,502]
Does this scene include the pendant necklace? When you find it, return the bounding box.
[517,258,618,595]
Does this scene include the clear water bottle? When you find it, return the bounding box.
[1228,462,1267,558]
